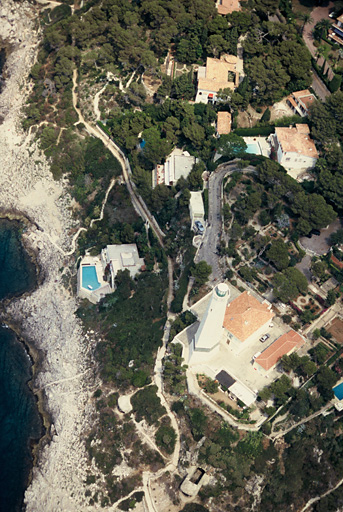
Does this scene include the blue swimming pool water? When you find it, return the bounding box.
[82,265,100,290]
[333,382,343,400]
[245,143,260,155]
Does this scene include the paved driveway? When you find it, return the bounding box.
[303,2,334,58]
[196,162,256,283]
[300,218,342,255]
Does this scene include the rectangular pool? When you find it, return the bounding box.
[245,143,261,155]
[82,265,100,291]
[333,382,343,400]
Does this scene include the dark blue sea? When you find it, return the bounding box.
[0,219,42,512]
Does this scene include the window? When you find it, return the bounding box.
[286,157,291,161]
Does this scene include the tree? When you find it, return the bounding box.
[216,133,247,160]
[260,107,271,123]
[142,126,172,165]
[187,162,205,191]
[326,289,337,306]
[316,366,338,401]
[330,229,343,246]
[311,260,327,279]
[267,239,290,270]
[297,13,313,35]
[309,101,338,144]
[191,261,212,286]
[155,424,176,454]
[301,358,317,377]
[170,72,195,100]
[273,267,308,302]
[313,19,332,41]
[329,74,342,94]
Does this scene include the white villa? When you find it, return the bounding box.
[195,54,240,104]
[189,191,205,230]
[152,148,197,188]
[77,244,144,303]
[270,124,318,178]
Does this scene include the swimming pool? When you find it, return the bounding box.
[82,265,101,291]
[245,143,261,155]
[333,382,343,400]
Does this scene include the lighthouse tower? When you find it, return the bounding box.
[189,283,229,364]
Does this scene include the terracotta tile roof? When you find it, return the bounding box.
[331,254,343,269]
[217,0,241,15]
[217,112,232,135]
[255,330,305,371]
[275,124,318,159]
[290,90,316,110]
[223,291,274,342]
[197,55,239,93]
[198,78,235,93]
[206,55,238,80]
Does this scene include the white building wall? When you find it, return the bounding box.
[195,88,217,104]
[189,191,205,228]
[190,283,229,364]
[279,151,317,171]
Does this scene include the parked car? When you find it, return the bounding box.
[260,334,270,343]
[195,220,205,234]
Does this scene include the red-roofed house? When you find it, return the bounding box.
[223,291,274,353]
[331,254,343,270]
[216,0,241,15]
[286,90,316,118]
[254,330,305,372]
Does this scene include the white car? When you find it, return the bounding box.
[329,12,335,18]
[260,334,270,343]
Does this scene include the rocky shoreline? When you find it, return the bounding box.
[0,1,98,510]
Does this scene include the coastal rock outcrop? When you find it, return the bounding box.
[0,1,98,510]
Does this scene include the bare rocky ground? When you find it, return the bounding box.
[0,1,99,510]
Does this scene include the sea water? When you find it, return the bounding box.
[0,220,42,512]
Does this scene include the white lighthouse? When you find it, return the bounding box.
[189,283,229,364]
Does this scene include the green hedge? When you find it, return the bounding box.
[202,189,209,220]
[311,57,330,88]
[97,120,111,137]
[234,126,274,137]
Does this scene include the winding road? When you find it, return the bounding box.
[196,161,256,283]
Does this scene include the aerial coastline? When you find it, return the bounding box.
[0,1,97,510]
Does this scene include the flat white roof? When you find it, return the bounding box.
[190,191,205,216]
[229,381,256,407]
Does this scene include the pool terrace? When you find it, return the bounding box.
[243,136,271,158]
[77,254,112,304]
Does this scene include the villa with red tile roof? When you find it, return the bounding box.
[216,0,241,15]
[195,55,240,104]
[223,291,274,352]
[254,330,305,372]
[269,124,318,177]
[286,90,315,118]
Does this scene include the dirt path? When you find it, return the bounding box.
[93,83,107,121]
[300,476,343,511]
[270,402,333,440]
[71,68,180,511]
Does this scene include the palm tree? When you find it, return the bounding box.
[297,13,314,35]
[316,45,326,62]
[313,19,332,40]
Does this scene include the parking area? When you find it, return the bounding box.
[300,218,342,255]
[182,284,299,392]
